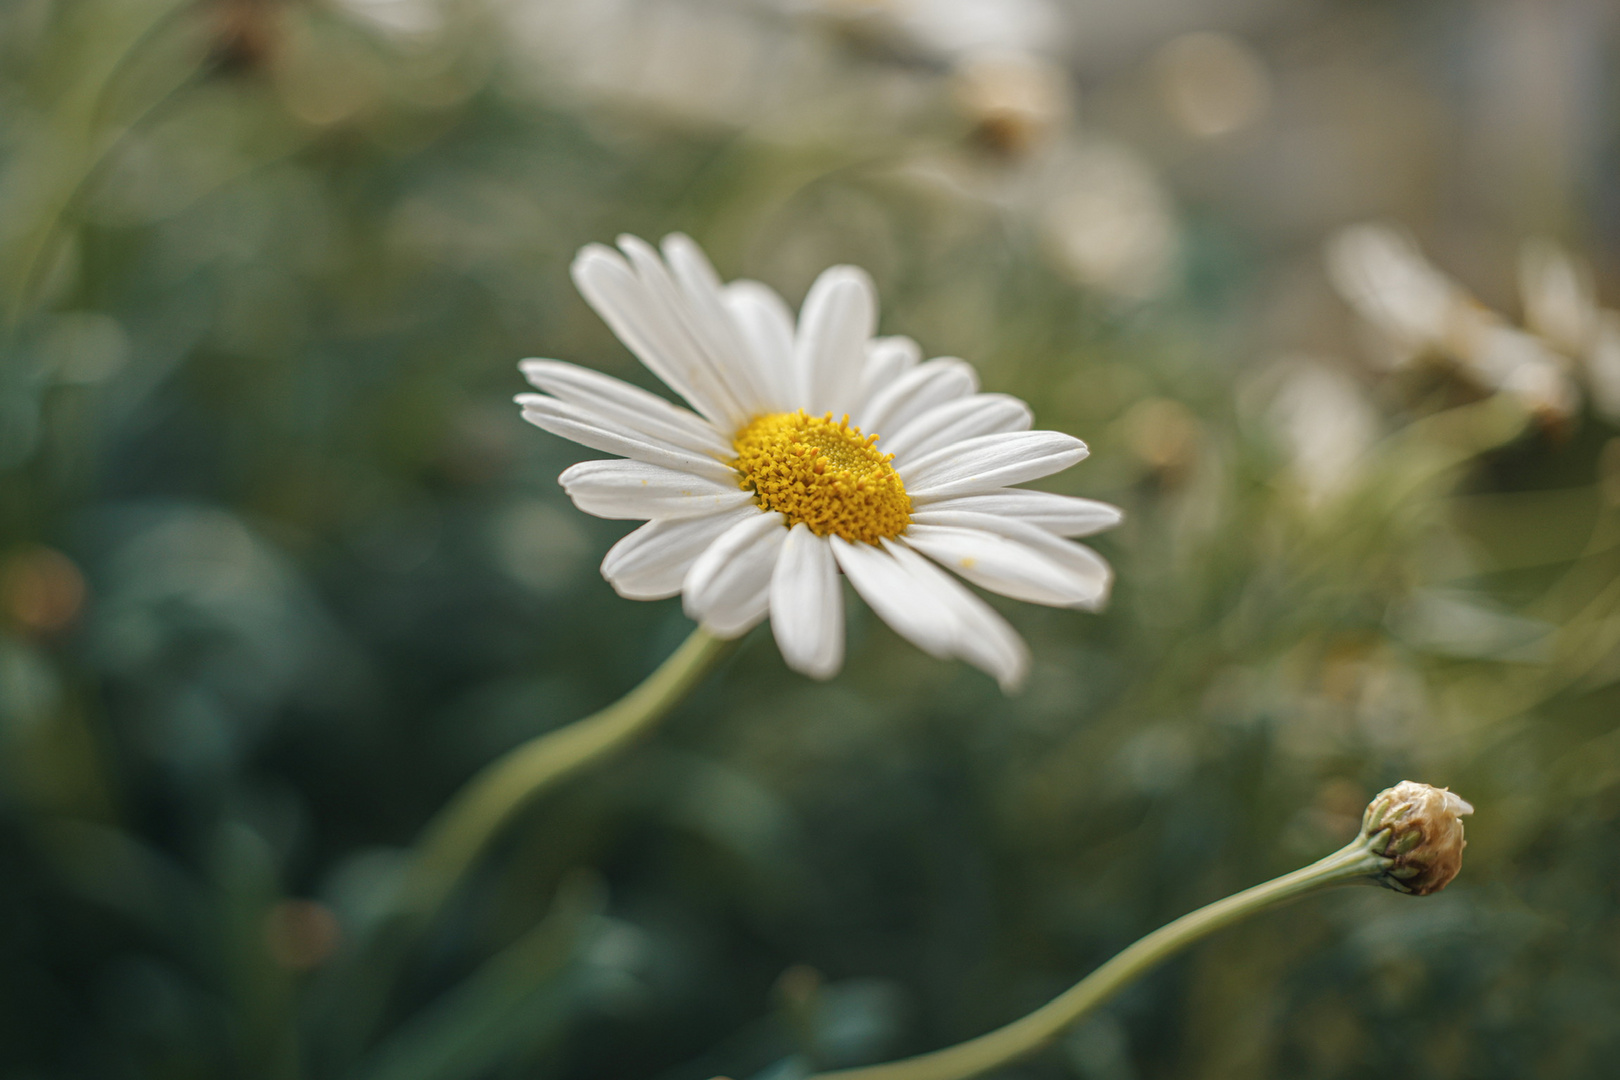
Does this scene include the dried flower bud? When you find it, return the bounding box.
[1361,781,1473,896]
[951,50,1071,156]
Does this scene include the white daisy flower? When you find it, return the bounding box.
[515,234,1120,691]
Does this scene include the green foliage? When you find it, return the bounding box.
[2,1,1618,1078]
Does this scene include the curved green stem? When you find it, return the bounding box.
[4,0,205,327]
[319,627,733,1067]
[397,626,733,923]
[812,833,1394,1080]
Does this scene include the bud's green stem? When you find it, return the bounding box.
[809,829,1398,1080]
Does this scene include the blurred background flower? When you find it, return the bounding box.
[2,0,1619,1078]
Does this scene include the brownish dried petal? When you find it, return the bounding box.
[1362,781,1473,896]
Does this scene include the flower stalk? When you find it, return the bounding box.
[810,782,1472,1080]
[320,627,733,1066]
[398,626,732,923]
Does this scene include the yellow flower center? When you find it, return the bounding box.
[732,410,912,543]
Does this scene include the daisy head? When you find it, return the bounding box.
[515,233,1121,692]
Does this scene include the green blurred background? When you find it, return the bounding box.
[3,0,1620,1077]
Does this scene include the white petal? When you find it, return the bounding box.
[904,431,1089,500]
[904,515,1112,610]
[599,508,757,600]
[1324,225,1460,355]
[858,335,922,410]
[518,396,737,485]
[796,265,877,416]
[683,512,787,636]
[1519,237,1597,355]
[721,279,798,412]
[1587,311,1620,421]
[571,245,738,428]
[884,539,1028,692]
[912,489,1123,537]
[884,394,1033,463]
[660,233,775,416]
[615,235,753,428]
[558,460,754,521]
[830,536,1028,691]
[829,536,957,658]
[769,525,844,680]
[858,358,978,435]
[519,359,731,457]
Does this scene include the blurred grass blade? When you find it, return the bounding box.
[39,820,207,962]
[349,874,606,1080]
[210,821,300,1080]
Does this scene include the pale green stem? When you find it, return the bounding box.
[812,832,1394,1080]
[324,627,734,1065]
[397,626,732,924]
[4,0,203,326]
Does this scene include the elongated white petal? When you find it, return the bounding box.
[858,358,978,435]
[661,233,775,416]
[830,536,957,658]
[599,508,757,600]
[912,490,1123,537]
[1588,312,1620,421]
[616,236,753,428]
[858,335,922,410]
[905,514,1112,609]
[1520,237,1597,354]
[519,359,732,456]
[1325,224,1460,355]
[770,525,844,679]
[796,265,877,416]
[571,245,738,428]
[831,536,1028,690]
[885,539,1028,692]
[559,460,754,521]
[683,512,787,636]
[519,396,738,485]
[905,431,1089,499]
[884,394,1033,463]
[722,279,798,412]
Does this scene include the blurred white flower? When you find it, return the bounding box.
[1519,236,1598,355]
[1517,236,1620,423]
[1041,142,1178,302]
[1325,224,1466,363]
[1327,223,1582,422]
[335,0,445,44]
[1153,31,1271,140]
[1461,322,1579,423]
[795,0,1064,61]
[1267,360,1380,506]
[516,234,1120,689]
[950,49,1071,155]
[1586,312,1620,420]
[500,0,801,129]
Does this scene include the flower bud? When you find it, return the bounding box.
[951,50,1071,156]
[1361,781,1473,895]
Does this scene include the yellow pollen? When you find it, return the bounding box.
[732,410,911,543]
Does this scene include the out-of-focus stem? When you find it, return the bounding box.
[326,627,733,1065]
[3,0,204,326]
[811,834,1393,1080]
[398,626,731,924]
